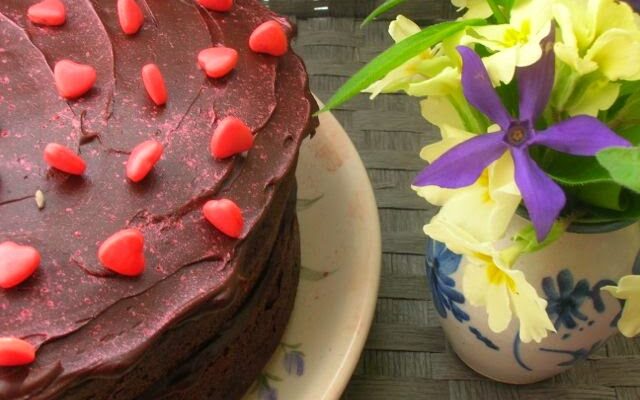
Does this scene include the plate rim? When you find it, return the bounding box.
[311,98,381,400]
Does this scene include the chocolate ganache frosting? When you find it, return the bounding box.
[0,0,317,398]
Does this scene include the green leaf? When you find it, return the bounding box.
[264,372,283,382]
[486,0,508,23]
[297,194,324,211]
[574,191,640,223]
[611,89,640,129]
[620,81,640,97]
[573,182,626,211]
[596,147,640,193]
[619,126,640,146]
[319,19,486,113]
[512,221,567,254]
[361,0,408,27]
[542,151,613,186]
[495,0,516,9]
[300,266,337,281]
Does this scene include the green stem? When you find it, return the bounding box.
[486,0,508,24]
[449,92,486,134]
[555,73,579,113]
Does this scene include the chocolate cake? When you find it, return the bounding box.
[0,0,317,399]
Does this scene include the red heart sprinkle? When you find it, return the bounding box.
[141,64,168,106]
[0,338,36,367]
[43,143,86,175]
[98,229,145,277]
[117,0,144,35]
[203,199,244,239]
[0,242,40,289]
[126,140,164,183]
[54,59,96,100]
[196,0,233,12]
[27,0,66,26]
[197,47,238,79]
[210,117,254,160]
[249,20,288,56]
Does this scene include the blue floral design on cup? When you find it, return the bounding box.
[542,270,591,329]
[543,269,616,330]
[426,239,468,323]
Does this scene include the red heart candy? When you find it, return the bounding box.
[196,0,233,12]
[249,20,288,56]
[54,59,97,99]
[117,0,144,35]
[141,64,168,106]
[27,0,66,26]
[98,229,145,277]
[43,143,86,175]
[0,338,36,367]
[126,140,164,183]
[197,47,238,79]
[203,199,244,239]
[210,117,254,160]
[0,242,40,289]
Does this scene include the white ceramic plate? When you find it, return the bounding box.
[242,105,381,400]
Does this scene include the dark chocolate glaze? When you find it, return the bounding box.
[0,0,317,398]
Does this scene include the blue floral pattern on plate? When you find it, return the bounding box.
[252,343,306,399]
[282,343,305,377]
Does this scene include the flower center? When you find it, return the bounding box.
[486,264,517,292]
[505,122,531,147]
[503,20,531,47]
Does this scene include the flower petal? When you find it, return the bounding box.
[566,80,620,117]
[420,97,466,133]
[517,27,556,122]
[389,15,421,43]
[619,296,640,337]
[413,132,506,188]
[531,116,632,156]
[511,148,566,241]
[509,269,555,343]
[585,29,640,81]
[603,275,640,337]
[457,46,512,130]
[486,277,513,333]
[419,125,474,163]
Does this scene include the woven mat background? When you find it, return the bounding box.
[270,1,640,398]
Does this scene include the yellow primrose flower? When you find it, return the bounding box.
[365,16,460,98]
[424,218,556,343]
[462,0,553,84]
[414,97,521,242]
[552,0,640,115]
[603,275,640,337]
[415,136,520,242]
[553,0,640,80]
[451,0,493,19]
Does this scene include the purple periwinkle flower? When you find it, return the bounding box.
[414,29,631,241]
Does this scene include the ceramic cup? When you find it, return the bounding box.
[426,217,640,384]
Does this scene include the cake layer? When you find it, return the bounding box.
[58,177,300,400]
[143,201,301,400]
[0,0,317,398]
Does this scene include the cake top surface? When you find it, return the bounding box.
[0,0,316,397]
